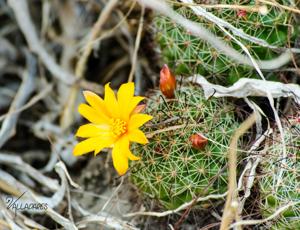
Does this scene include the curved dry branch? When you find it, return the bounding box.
[138,0,292,70]
[8,0,76,85]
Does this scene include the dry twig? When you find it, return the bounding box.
[128,6,144,82]
[220,113,256,230]
[180,0,300,53]
[230,201,300,228]
[60,0,119,130]
[0,51,36,148]
[138,0,293,70]
[124,192,227,217]
[8,0,76,85]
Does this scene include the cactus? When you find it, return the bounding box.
[259,120,300,229]
[130,84,240,209]
[154,0,296,84]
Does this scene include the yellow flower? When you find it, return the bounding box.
[73,82,152,175]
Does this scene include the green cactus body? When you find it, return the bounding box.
[154,0,295,84]
[130,84,239,209]
[259,121,300,229]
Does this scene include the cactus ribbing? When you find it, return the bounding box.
[130,84,240,209]
[154,0,296,84]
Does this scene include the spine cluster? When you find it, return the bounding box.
[259,120,300,229]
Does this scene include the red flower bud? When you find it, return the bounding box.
[190,133,208,150]
[132,103,146,114]
[159,64,176,99]
[237,10,247,18]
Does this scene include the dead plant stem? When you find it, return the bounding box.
[60,0,119,130]
[220,113,256,230]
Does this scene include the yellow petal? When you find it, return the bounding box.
[127,149,140,161]
[119,136,140,161]
[75,124,111,138]
[104,83,120,118]
[73,137,114,156]
[127,129,149,144]
[78,104,107,124]
[125,96,144,120]
[112,139,129,175]
[117,96,145,122]
[118,82,135,121]
[83,91,110,121]
[94,139,114,155]
[128,114,152,131]
[117,82,134,103]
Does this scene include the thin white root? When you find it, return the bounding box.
[230,201,300,228]
[138,0,292,70]
[180,0,300,53]
[124,192,227,217]
[237,129,272,214]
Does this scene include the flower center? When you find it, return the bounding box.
[111,118,127,137]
